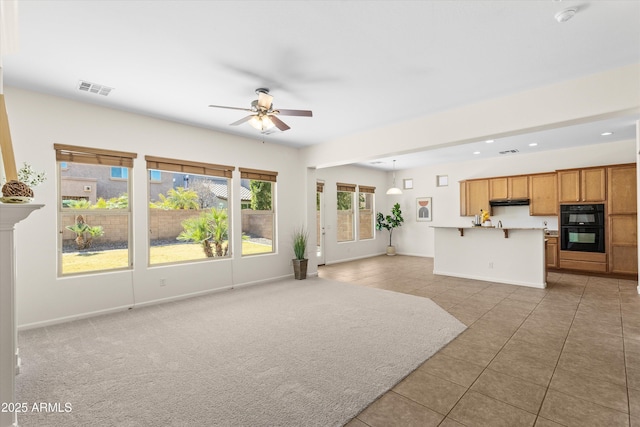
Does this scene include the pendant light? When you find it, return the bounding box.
[386,160,402,195]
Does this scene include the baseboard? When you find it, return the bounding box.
[232,273,293,289]
[19,272,322,330]
[325,253,386,265]
[133,286,236,309]
[18,304,135,331]
[433,269,546,289]
[396,252,432,258]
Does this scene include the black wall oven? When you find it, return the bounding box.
[560,204,605,253]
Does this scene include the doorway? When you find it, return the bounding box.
[316,181,326,266]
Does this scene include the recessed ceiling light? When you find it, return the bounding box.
[485,140,494,144]
[601,132,614,136]
[473,151,481,155]
[529,143,538,147]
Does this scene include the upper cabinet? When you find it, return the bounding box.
[607,164,637,215]
[489,177,507,200]
[509,176,529,199]
[460,179,489,216]
[558,167,606,203]
[529,173,558,216]
[461,163,629,220]
[489,176,529,200]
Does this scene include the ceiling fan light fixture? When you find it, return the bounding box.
[210,88,312,133]
[249,115,275,131]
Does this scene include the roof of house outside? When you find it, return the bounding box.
[208,182,252,202]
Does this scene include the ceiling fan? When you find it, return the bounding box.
[209,88,312,133]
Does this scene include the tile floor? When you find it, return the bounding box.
[318,255,640,427]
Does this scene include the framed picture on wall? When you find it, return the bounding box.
[437,175,448,187]
[416,197,432,222]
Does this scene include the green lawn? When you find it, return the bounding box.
[62,241,273,274]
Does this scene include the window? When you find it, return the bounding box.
[110,166,128,180]
[337,183,355,242]
[145,156,235,265]
[359,186,375,240]
[55,143,136,276]
[240,168,277,256]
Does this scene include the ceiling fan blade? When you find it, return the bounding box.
[209,105,253,112]
[269,115,290,131]
[230,115,254,126]
[257,91,273,110]
[276,109,313,117]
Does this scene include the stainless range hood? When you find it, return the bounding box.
[489,198,530,207]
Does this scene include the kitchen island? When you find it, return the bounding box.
[432,226,546,288]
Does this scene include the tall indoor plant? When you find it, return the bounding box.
[292,226,308,280]
[376,202,404,256]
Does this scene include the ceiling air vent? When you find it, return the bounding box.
[78,80,113,96]
[498,149,520,155]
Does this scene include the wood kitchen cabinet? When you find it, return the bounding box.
[460,179,489,216]
[607,164,637,274]
[529,173,558,216]
[607,164,637,214]
[608,215,638,274]
[489,177,507,200]
[558,167,606,203]
[559,251,607,273]
[546,236,558,268]
[490,175,528,200]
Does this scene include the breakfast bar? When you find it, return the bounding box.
[432,226,547,288]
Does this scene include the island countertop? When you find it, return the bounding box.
[431,225,546,239]
[431,226,546,288]
[432,226,546,229]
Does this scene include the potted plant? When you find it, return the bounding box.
[1,162,46,203]
[376,202,404,256]
[292,226,308,280]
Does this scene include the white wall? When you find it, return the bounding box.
[302,63,640,169]
[388,139,636,258]
[6,87,308,328]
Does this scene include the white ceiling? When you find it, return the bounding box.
[2,1,639,171]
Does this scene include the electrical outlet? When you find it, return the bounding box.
[488,262,494,269]
[159,278,166,286]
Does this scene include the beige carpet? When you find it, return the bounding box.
[16,277,465,426]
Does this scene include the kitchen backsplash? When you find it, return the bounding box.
[485,205,558,230]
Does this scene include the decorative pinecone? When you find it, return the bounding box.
[1,180,34,197]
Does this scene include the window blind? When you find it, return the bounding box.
[145,155,234,178]
[54,143,137,167]
[336,183,356,192]
[359,185,375,194]
[239,167,278,182]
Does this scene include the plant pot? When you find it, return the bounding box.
[386,245,396,256]
[293,258,308,280]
